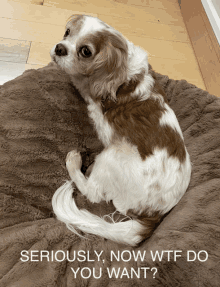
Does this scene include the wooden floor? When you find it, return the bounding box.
[0,0,206,90]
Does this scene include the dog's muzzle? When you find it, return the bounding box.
[55,44,68,56]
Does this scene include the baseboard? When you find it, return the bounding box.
[180,0,220,97]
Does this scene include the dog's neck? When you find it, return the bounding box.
[71,42,157,106]
[100,72,145,113]
[69,74,92,103]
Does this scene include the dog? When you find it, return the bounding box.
[50,15,191,246]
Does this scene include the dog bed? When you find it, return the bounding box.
[0,62,219,287]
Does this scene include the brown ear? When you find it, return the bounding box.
[87,31,128,101]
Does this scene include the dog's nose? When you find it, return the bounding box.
[55,44,68,56]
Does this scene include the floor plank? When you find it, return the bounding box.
[99,15,189,42]
[0,37,30,63]
[128,35,195,61]
[44,0,185,26]
[0,17,63,44]
[149,56,206,90]
[7,0,43,5]
[27,42,53,65]
[114,0,180,11]
[2,0,97,25]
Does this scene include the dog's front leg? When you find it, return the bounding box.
[66,150,104,203]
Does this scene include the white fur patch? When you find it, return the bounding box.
[141,148,191,214]
[79,17,105,37]
[127,41,149,78]
[133,73,155,101]
[160,103,184,139]
[87,98,114,147]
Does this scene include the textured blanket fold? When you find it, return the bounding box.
[0,63,220,286]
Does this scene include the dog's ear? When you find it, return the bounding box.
[87,32,128,101]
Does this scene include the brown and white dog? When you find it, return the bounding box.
[50,15,191,246]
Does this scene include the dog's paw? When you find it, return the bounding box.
[66,150,82,172]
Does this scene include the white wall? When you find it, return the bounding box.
[201,0,220,46]
[211,0,220,17]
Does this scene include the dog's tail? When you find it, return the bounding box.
[52,181,145,246]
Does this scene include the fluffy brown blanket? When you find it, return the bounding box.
[0,63,220,286]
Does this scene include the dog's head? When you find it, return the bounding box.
[50,15,129,101]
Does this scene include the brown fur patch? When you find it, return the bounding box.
[117,71,145,95]
[101,71,145,113]
[104,93,186,162]
[127,208,162,239]
[100,65,186,162]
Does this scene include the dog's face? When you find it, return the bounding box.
[50,15,128,100]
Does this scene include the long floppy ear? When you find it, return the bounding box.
[87,31,128,101]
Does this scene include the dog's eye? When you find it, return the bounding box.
[79,46,92,58]
[64,29,70,38]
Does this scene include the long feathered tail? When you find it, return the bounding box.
[52,181,145,246]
